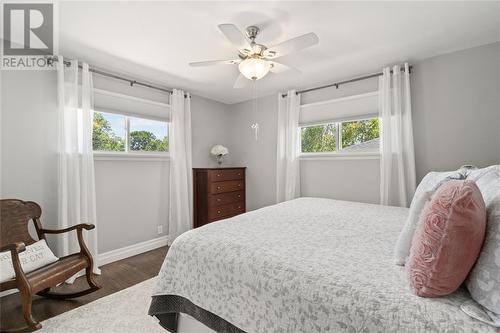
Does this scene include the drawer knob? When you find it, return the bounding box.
[237,184,241,187]
[217,174,221,177]
[237,173,241,176]
[217,210,221,214]
[237,194,241,198]
[217,198,221,202]
[238,206,241,209]
[217,186,221,190]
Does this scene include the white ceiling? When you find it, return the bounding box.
[59,1,500,104]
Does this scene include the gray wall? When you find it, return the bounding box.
[0,70,233,253]
[2,42,499,253]
[228,42,500,211]
[91,75,171,253]
[412,42,500,180]
[94,94,232,252]
[94,159,169,253]
[300,77,381,205]
[300,158,380,204]
[1,71,59,231]
[228,77,381,210]
[191,96,232,168]
[228,95,279,211]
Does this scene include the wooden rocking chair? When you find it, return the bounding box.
[0,199,101,332]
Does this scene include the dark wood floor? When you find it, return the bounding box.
[0,246,168,331]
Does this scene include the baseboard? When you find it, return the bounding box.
[0,235,168,298]
[98,235,168,266]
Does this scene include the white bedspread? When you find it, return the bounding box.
[153,198,496,333]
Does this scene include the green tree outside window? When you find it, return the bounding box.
[341,118,379,148]
[92,112,125,151]
[92,111,169,153]
[301,124,336,153]
[300,118,379,153]
[130,130,168,151]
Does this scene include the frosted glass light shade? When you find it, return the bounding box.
[238,58,271,80]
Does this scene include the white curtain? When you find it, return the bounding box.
[168,89,193,245]
[57,57,100,280]
[379,63,416,207]
[276,90,301,203]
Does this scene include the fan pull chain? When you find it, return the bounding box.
[251,79,259,141]
[251,123,259,141]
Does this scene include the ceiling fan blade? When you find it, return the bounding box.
[269,61,301,74]
[233,74,250,89]
[189,59,241,67]
[264,32,319,59]
[218,24,252,53]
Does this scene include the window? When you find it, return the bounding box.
[300,117,379,154]
[92,111,126,152]
[301,124,336,153]
[129,116,169,152]
[92,111,169,153]
[341,118,379,152]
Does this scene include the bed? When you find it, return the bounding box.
[149,197,495,332]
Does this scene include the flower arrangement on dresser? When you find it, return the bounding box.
[211,145,229,166]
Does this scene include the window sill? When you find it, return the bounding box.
[299,152,380,161]
[93,152,170,162]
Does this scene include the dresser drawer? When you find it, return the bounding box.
[208,169,244,182]
[208,202,245,221]
[193,167,246,228]
[210,180,244,194]
[209,191,244,207]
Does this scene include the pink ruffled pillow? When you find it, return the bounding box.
[406,180,486,297]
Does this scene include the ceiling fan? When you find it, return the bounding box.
[189,24,319,88]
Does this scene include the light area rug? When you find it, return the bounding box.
[41,278,164,333]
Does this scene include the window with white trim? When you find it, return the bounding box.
[300,117,380,154]
[92,110,169,153]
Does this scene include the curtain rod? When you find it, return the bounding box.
[282,65,412,98]
[46,56,176,95]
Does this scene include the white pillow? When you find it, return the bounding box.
[465,165,500,317]
[468,165,500,206]
[0,239,58,282]
[394,190,433,265]
[393,169,465,265]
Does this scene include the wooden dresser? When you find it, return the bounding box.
[193,167,246,228]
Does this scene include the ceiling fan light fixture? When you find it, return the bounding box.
[238,58,271,81]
